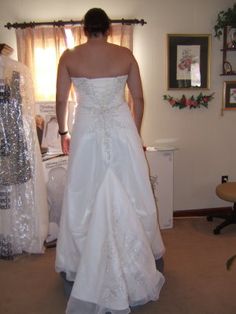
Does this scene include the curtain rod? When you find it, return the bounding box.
[5,19,147,29]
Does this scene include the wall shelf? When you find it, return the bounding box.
[220,73,236,76]
[221,26,236,76]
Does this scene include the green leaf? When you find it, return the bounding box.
[214,4,236,38]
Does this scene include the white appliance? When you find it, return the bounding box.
[145,147,175,229]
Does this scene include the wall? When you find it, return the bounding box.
[1,0,235,211]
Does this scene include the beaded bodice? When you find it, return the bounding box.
[71,75,128,163]
[72,75,127,111]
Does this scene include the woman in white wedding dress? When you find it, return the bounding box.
[55,8,165,314]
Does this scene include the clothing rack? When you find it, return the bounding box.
[5,19,147,29]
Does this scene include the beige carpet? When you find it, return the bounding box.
[1,217,236,314]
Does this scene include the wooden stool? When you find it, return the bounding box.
[207,182,236,234]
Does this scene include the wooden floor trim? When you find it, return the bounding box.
[174,207,232,217]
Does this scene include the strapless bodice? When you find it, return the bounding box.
[71,75,128,109]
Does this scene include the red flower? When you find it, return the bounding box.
[169,99,176,106]
[186,99,198,107]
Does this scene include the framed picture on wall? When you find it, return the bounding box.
[223,81,236,110]
[167,34,211,89]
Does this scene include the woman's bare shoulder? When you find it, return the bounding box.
[108,44,134,65]
[59,49,72,63]
[108,42,132,54]
[61,45,86,57]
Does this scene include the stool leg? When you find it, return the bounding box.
[214,219,234,234]
[213,203,236,235]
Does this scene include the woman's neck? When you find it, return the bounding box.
[86,33,108,44]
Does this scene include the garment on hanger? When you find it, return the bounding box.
[0,70,32,185]
[0,55,49,259]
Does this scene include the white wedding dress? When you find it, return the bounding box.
[55,75,165,314]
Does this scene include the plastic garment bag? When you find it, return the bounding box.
[0,55,48,259]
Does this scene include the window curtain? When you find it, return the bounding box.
[16,27,67,101]
[16,25,133,102]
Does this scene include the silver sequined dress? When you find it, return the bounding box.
[0,55,48,258]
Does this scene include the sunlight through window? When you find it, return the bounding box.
[65,29,75,48]
[34,31,74,101]
[35,47,57,100]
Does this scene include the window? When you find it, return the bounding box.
[16,25,133,101]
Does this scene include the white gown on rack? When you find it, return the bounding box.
[55,75,165,314]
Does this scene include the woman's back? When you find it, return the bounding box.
[62,40,133,79]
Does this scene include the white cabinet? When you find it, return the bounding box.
[145,148,174,229]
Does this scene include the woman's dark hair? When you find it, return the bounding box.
[83,8,111,37]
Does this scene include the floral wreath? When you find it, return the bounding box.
[163,93,214,109]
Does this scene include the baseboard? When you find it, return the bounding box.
[174,207,232,217]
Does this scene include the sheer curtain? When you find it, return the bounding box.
[16,27,67,101]
[16,25,133,102]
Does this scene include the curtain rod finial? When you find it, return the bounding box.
[140,19,147,25]
[5,23,13,29]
